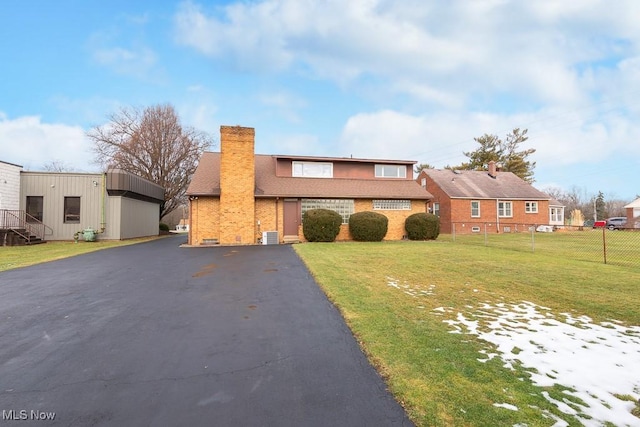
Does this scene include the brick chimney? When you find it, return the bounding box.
[488,160,497,178]
[219,125,256,244]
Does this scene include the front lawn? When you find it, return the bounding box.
[294,239,640,426]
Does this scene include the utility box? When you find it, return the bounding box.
[262,231,278,245]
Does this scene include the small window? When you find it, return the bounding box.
[471,201,480,218]
[292,161,333,178]
[471,226,481,233]
[432,202,440,217]
[373,200,411,210]
[498,201,512,218]
[64,197,81,223]
[375,164,406,178]
[420,177,426,188]
[26,196,44,222]
[525,201,538,213]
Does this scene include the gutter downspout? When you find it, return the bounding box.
[100,173,107,233]
[496,198,500,233]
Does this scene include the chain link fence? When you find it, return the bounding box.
[449,223,640,269]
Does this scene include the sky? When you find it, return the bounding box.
[387,277,640,426]
[1,0,639,201]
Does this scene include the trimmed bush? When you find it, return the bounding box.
[349,211,388,241]
[405,212,440,240]
[159,222,170,232]
[302,209,342,242]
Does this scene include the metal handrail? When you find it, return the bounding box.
[0,209,49,243]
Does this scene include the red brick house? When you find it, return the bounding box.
[186,126,433,245]
[417,162,562,234]
[624,198,640,229]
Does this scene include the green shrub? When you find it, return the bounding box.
[349,211,388,241]
[302,209,342,242]
[159,222,170,232]
[405,212,440,240]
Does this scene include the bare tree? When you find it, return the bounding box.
[42,159,76,172]
[88,104,213,218]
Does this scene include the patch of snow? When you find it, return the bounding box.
[439,301,640,427]
[494,402,519,411]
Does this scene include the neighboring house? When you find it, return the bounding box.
[186,125,433,245]
[624,198,640,229]
[417,162,563,234]
[1,164,164,245]
[0,160,22,211]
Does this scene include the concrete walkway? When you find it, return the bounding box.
[0,236,412,426]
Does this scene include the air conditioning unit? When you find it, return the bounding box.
[262,231,279,245]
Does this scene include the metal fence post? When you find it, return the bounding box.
[531,226,535,252]
[602,227,607,264]
[484,223,488,246]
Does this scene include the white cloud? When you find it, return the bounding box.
[92,44,159,80]
[338,106,640,169]
[0,114,95,172]
[173,0,640,109]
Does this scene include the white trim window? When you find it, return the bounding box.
[471,201,480,218]
[432,202,440,217]
[550,207,564,223]
[525,201,538,213]
[293,161,333,178]
[373,200,411,210]
[375,164,406,178]
[498,201,513,218]
[301,199,354,224]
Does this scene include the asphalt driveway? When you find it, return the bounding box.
[0,235,412,426]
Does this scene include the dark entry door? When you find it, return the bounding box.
[283,199,299,236]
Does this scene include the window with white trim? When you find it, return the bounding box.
[525,201,538,213]
[471,201,480,217]
[550,207,563,223]
[432,202,440,217]
[373,200,411,210]
[301,199,354,224]
[498,201,513,217]
[292,161,333,178]
[375,164,406,178]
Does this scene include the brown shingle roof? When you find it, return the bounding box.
[424,169,550,200]
[187,152,432,200]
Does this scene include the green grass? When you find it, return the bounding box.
[0,237,162,272]
[294,238,640,427]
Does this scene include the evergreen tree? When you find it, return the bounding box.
[460,128,536,183]
[595,191,606,220]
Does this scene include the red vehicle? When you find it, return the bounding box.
[593,220,606,228]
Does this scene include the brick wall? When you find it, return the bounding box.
[449,198,550,234]
[219,126,256,245]
[300,198,427,241]
[255,198,283,242]
[188,197,219,245]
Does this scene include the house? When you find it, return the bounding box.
[1,163,164,245]
[186,125,433,245]
[416,161,564,234]
[624,198,640,229]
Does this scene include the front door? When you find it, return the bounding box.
[283,199,299,236]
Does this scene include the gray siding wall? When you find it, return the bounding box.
[119,197,160,239]
[0,162,22,211]
[20,173,108,240]
[19,172,160,241]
